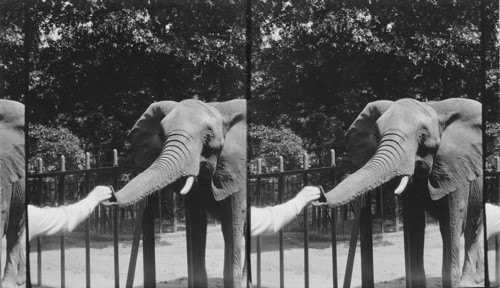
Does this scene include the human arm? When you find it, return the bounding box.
[251,186,320,236]
[28,186,113,241]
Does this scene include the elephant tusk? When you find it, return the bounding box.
[394,176,409,195]
[180,176,195,195]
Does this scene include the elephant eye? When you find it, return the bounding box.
[204,129,215,143]
[419,129,429,143]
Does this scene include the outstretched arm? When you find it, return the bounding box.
[251,186,320,236]
[28,186,112,241]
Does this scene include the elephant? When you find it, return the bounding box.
[111,99,246,288]
[322,98,483,287]
[0,100,26,287]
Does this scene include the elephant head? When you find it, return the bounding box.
[113,99,246,207]
[323,98,482,206]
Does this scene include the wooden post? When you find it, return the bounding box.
[360,191,374,287]
[143,195,156,288]
[85,152,91,288]
[278,156,285,288]
[172,192,177,232]
[60,156,66,288]
[112,149,120,288]
[303,152,310,288]
[395,195,400,232]
[380,186,384,234]
[330,149,338,288]
[256,158,262,288]
[37,158,43,286]
[496,157,500,283]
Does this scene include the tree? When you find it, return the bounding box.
[28,123,85,172]
[249,124,304,172]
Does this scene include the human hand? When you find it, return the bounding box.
[88,186,113,205]
[294,186,321,206]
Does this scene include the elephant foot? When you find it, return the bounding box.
[16,275,26,286]
[459,278,481,287]
[2,277,20,288]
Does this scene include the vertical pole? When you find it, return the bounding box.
[256,159,262,288]
[303,152,309,288]
[60,156,66,288]
[37,158,43,286]
[496,157,500,283]
[85,153,91,288]
[395,195,400,232]
[172,192,177,232]
[143,195,156,288]
[360,191,374,288]
[278,156,285,288]
[158,190,162,234]
[330,149,338,288]
[112,149,120,288]
[380,187,384,235]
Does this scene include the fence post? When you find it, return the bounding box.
[303,152,310,288]
[59,156,66,288]
[496,157,500,283]
[330,149,338,288]
[172,191,177,232]
[360,188,374,287]
[37,158,43,287]
[256,158,262,288]
[496,157,500,203]
[380,186,384,235]
[85,152,91,288]
[395,195,400,232]
[278,156,285,288]
[112,149,120,288]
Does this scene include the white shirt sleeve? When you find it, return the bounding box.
[251,198,305,237]
[28,197,101,241]
[486,203,500,242]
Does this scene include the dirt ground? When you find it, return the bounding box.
[29,224,495,288]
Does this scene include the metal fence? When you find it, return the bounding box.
[486,157,500,287]
[27,151,185,288]
[249,150,417,288]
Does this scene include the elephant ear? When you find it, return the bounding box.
[0,100,25,185]
[345,100,394,167]
[427,99,482,200]
[129,101,178,168]
[211,100,246,201]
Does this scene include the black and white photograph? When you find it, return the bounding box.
[0,0,500,288]
[249,1,497,287]
[4,0,248,287]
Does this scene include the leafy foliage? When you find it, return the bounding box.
[251,0,498,163]
[249,124,304,172]
[28,123,85,172]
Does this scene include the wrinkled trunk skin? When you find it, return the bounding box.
[325,134,415,207]
[115,134,200,207]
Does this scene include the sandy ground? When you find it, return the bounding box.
[28,224,496,288]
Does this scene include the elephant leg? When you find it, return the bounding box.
[402,183,426,287]
[439,192,464,288]
[460,178,484,286]
[219,193,245,288]
[3,180,25,288]
[185,195,208,288]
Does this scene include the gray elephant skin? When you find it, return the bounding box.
[113,99,246,288]
[323,98,483,287]
[0,100,25,287]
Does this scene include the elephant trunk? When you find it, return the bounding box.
[324,133,415,207]
[115,134,201,207]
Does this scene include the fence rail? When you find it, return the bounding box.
[27,151,185,288]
